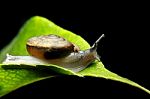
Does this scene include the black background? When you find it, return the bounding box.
[0,4,150,98]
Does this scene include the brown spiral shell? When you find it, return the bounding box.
[26,35,80,60]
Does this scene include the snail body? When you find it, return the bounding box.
[3,34,104,72]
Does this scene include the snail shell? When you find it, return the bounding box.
[3,34,104,72]
[26,35,80,59]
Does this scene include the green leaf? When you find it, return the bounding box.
[0,16,150,97]
[0,64,53,96]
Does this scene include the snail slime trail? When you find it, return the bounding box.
[3,34,105,72]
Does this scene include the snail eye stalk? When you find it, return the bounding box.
[90,34,105,52]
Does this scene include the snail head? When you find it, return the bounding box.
[90,34,105,61]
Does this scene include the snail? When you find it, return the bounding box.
[3,34,104,72]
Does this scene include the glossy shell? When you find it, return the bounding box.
[26,35,80,59]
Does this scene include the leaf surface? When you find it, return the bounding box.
[0,16,149,97]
